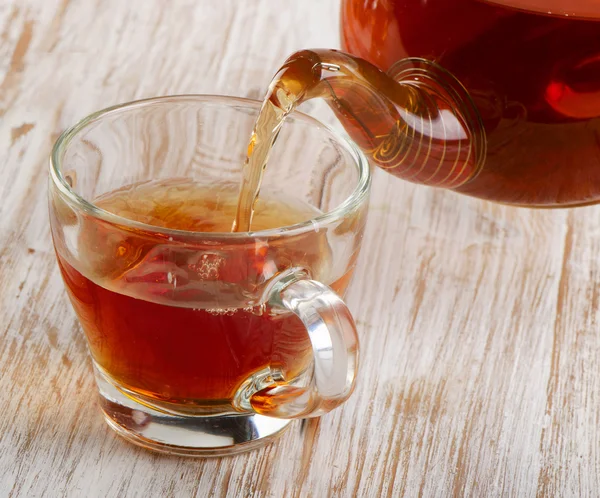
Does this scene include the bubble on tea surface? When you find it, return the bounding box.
[205,308,238,316]
[189,252,225,281]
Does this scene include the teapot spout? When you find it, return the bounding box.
[271,49,487,189]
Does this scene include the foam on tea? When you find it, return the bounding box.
[96,178,320,233]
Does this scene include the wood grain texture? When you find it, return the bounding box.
[0,0,598,496]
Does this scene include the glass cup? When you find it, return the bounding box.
[49,95,370,456]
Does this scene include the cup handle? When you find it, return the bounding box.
[249,270,359,419]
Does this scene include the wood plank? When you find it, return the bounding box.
[0,0,597,496]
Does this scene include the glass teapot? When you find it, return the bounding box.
[336,0,600,207]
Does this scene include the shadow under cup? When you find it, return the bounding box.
[49,95,371,456]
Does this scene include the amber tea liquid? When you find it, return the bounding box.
[56,180,347,413]
[341,0,600,206]
[233,1,600,222]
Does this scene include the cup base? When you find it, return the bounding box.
[95,366,293,457]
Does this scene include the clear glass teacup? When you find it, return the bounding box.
[49,95,370,456]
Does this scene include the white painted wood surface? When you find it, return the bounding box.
[1,1,598,496]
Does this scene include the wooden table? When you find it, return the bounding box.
[1,1,599,496]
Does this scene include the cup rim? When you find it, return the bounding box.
[50,94,371,240]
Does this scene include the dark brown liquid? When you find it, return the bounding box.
[341,0,600,206]
[56,180,347,412]
[233,49,486,230]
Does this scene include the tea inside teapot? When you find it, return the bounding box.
[339,0,600,207]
